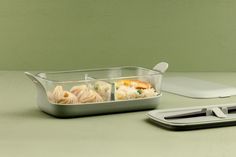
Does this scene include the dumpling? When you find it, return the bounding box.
[70,85,90,101]
[79,89,103,103]
[51,85,64,101]
[70,85,88,97]
[94,81,111,101]
[58,91,78,104]
[48,85,78,104]
[70,85,103,103]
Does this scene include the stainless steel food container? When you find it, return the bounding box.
[25,62,168,118]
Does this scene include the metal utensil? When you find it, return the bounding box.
[165,107,227,120]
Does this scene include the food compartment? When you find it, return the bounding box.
[44,80,112,105]
[114,77,160,100]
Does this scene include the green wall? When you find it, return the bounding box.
[0,0,236,71]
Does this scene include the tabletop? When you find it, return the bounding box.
[1,71,236,157]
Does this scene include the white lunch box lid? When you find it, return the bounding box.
[162,76,236,98]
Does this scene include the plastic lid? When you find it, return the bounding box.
[162,76,236,98]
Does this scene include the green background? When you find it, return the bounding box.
[0,0,235,71]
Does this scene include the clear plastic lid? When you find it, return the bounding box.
[36,66,161,83]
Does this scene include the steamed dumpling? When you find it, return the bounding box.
[70,85,103,103]
[51,86,64,101]
[57,91,78,104]
[70,85,88,97]
[48,85,78,104]
[94,81,111,101]
[70,85,90,101]
[79,89,103,103]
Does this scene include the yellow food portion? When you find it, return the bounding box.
[115,79,158,100]
[115,79,152,89]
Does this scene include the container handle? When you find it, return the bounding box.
[24,72,46,92]
[153,62,169,73]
